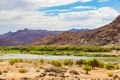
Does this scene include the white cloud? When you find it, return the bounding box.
[59,7,119,29]
[0,0,30,10]
[0,7,119,31]
[0,0,92,10]
[74,6,97,9]
[98,0,109,2]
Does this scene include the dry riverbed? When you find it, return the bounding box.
[0,59,120,80]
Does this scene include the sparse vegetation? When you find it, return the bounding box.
[0,70,2,75]
[64,59,74,66]
[51,60,62,67]
[9,59,23,65]
[40,58,44,64]
[83,65,92,74]
[0,59,3,62]
[19,69,28,73]
[107,72,114,77]
[114,64,120,69]
[76,59,85,66]
[88,59,101,69]
[9,59,16,65]
[105,63,114,70]
[0,58,119,79]
[3,70,8,73]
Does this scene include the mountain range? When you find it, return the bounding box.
[0,29,61,46]
[28,15,120,46]
[0,28,89,46]
[1,15,120,46]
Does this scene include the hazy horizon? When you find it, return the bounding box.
[0,0,120,34]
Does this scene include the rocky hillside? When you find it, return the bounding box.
[0,29,61,46]
[29,15,120,46]
[0,28,89,46]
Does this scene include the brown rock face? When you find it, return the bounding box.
[29,15,120,46]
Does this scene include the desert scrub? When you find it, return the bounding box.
[107,72,114,77]
[15,59,23,63]
[114,64,120,69]
[40,58,44,64]
[18,69,28,73]
[9,59,16,65]
[3,70,8,73]
[76,59,85,66]
[11,78,16,80]
[25,60,32,64]
[88,59,101,69]
[0,59,3,62]
[33,62,38,68]
[9,59,23,65]
[83,65,92,74]
[105,63,114,70]
[35,69,40,72]
[0,70,2,75]
[51,60,62,67]
[64,59,74,66]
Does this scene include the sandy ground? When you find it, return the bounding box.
[0,60,120,80]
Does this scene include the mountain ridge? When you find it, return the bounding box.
[0,28,89,46]
[28,15,120,46]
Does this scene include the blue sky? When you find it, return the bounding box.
[0,0,120,34]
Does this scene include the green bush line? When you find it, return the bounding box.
[0,46,120,57]
[0,46,112,52]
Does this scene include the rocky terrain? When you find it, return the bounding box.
[29,15,120,46]
[0,59,120,80]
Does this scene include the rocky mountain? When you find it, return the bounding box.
[28,15,120,46]
[0,28,90,46]
[0,29,61,46]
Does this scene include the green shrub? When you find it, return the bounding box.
[106,63,114,70]
[16,59,23,63]
[64,59,74,66]
[33,62,38,68]
[99,62,105,68]
[51,60,62,67]
[9,59,16,65]
[88,59,101,69]
[76,59,85,66]
[0,59,3,62]
[19,69,28,73]
[107,72,114,77]
[9,59,23,65]
[25,60,32,64]
[40,58,44,64]
[114,64,120,69]
[83,65,92,74]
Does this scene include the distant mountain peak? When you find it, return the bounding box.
[23,28,29,31]
[0,29,61,46]
[112,15,120,24]
[69,28,90,32]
